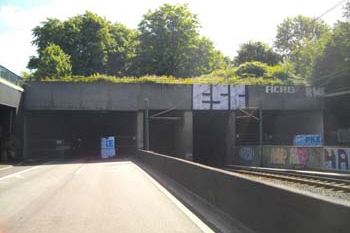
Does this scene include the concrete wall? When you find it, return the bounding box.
[24,82,192,111]
[136,150,350,233]
[24,83,325,111]
[248,85,324,110]
[264,110,324,145]
[0,79,23,109]
[229,145,350,172]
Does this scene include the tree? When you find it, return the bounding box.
[30,11,136,77]
[27,44,72,80]
[135,4,222,77]
[106,23,139,76]
[343,1,350,21]
[312,21,350,91]
[234,41,281,66]
[274,15,330,79]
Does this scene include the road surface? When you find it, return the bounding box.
[0,158,214,233]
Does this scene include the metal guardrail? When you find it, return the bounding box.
[0,65,23,86]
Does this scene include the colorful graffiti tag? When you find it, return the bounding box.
[324,148,350,171]
[289,147,309,167]
[267,146,322,169]
[270,147,288,165]
[239,147,255,161]
[234,146,350,171]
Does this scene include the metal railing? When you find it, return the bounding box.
[0,65,23,86]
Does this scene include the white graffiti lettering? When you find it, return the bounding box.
[306,87,325,97]
[265,86,296,94]
[193,85,246,110]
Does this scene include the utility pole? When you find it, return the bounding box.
[144,98,150,150]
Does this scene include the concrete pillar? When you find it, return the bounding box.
[23,112,29,159]
[175,111,193,160]
[225,112,236,165]
[136,111,144,149]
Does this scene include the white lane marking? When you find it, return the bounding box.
[0,166,12,171]
[0,161,56,181]
[74,166,86,175]
[134,165,215,233]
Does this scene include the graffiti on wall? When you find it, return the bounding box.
[193,85,246,110]
[270,147,288,165]
[268,146,322,168]
[239,147,255,161]
[324,148,350,171]
[265,86,324,97]
[289,147,309,167]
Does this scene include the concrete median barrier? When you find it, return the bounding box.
[136,149,350,233]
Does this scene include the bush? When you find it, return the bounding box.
[235,61,269,78]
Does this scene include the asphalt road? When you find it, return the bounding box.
[0,158,214,233]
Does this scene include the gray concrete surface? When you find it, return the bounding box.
[0,158,213,233]
[136,150,350,233]
[0,79,23,109]
[247,85,324,110]
[23,82,192,111]
[23,83,325,111]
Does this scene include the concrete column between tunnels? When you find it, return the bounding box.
[175,111,193,161]
[136,111,144,149]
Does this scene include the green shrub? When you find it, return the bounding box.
[235,61,269,78]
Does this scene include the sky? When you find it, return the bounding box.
[0,0,347,75]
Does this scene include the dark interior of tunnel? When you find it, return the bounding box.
[149,110,176,156]
[0,105,16,161]
[27,111,136,158]
[193,111,228,167]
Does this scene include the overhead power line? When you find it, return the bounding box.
[317,0,349,19]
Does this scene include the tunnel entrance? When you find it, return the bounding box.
[0,105,16,162]
[193,111,231,167]
[26,111,137,159]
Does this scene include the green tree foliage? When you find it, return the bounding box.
[343,1,350,21]
[135,4,223,77]
[312,21,350,91]
[274,15,330,79]
[234,41,281,66]
[27,44,72,80]
[30,11,136,76]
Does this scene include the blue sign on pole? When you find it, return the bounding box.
[101,136,116,159]
[293,135,322,147]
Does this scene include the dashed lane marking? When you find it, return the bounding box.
[74,165,86,175]
[0,161,56,181]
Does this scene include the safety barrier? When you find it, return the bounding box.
[136,149,350,233]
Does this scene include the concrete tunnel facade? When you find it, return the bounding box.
[20,82,326,167]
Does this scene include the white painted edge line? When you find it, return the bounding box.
[0,161,56,181]
[134,164,215,233]
[0,165,12,171]
[74,165,86,175]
